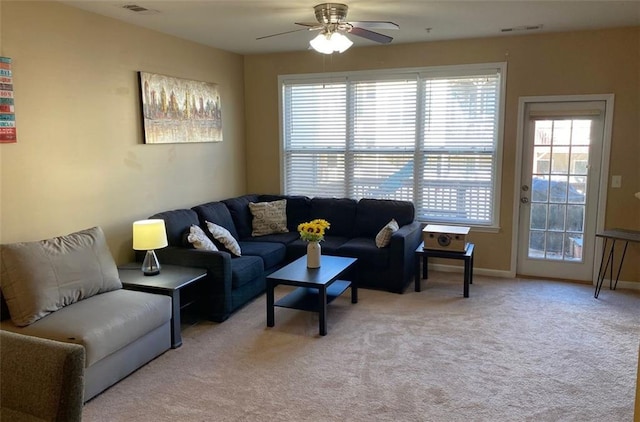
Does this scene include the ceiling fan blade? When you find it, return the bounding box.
[295,22,322,28]
[348,21,399,30]
[348,27,394,44]
[256,28,310,40]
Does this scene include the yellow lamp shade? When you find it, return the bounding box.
[132,219,168,251]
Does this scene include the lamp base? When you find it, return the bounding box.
[141,250,161,276]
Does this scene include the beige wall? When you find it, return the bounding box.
[0,1,638,282]
[244,27,640,282]
[1,1,247,262]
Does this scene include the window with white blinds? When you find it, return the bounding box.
[280,63,505,226]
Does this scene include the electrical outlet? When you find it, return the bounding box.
[611,175,622,188]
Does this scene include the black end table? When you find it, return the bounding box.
[118,264,208,348]
[266,255,357,336]
[414,241,475,297]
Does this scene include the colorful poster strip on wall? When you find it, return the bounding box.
[0,57,16,143]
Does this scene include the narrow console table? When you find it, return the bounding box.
[118,264,208,348]
[414,242,475,297]
[594,229,640,298]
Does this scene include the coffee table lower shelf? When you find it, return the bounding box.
[275,280,351,312]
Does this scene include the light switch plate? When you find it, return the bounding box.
[611,175,622,188]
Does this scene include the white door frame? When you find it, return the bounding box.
[511,94,615,284]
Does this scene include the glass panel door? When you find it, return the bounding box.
[517,101,604,281]
[528,119,589,261]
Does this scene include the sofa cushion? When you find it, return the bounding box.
[206,221,241,256]
[187,225,218,251]
[221,195,260,239]
[238,241,287,270]
[259,195,312,232]
[230,255,264,289]
[192,202,240,240]
[309,198,357,238]
[375,219,399,248]
[241,231,300,245]
[285,236,351,260]
[355,198,415,238]
[0,227,122,327]
[0,289,171,367]
[149,209,200,247]
[249,199,289,236]
[337,238,390,269]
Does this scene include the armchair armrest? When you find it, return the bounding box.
[0,330,85,422]
[635,344,640,421]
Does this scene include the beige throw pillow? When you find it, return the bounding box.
[187,225,218,251]
[205,221,241,256]
[249,199,289,237]
[375,219,399,248]
[0,226,122,327]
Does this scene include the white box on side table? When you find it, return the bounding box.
[423,224,470,252]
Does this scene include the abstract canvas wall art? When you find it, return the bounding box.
[139,72,222,144]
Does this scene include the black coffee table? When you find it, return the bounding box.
[266,255,357,336]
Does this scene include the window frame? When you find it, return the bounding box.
[278,62,507,230]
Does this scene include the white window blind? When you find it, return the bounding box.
[283,81,347,197]
[281,64,504,226]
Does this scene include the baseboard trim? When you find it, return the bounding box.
[428,263,640,292]
[599,280,640,292]
[427,263,513,279]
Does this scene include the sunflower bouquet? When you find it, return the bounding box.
[297,219,330,242]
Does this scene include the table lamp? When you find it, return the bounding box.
[133,219,168,276]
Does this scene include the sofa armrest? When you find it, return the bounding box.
[0,330,85,422]
[390,220,422,251]
[154,246,230,272]
[388,221,423,290]
[153,246,234,320]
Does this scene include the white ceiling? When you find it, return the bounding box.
[60,1,640,55]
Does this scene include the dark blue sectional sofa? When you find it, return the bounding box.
[148,195,422,322]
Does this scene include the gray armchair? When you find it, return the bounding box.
[0,330,85,422]
[635,345,640,421]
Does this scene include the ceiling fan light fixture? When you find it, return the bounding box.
[331,32,353,53]
[309,33,333,54]
[310,31,353,54]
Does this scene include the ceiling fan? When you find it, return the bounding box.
[257,3,399,54]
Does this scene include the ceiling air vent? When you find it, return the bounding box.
[123,4,148,12]
[122,4,160,14]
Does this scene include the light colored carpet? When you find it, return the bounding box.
[83,273,640,422]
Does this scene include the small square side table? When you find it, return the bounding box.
[118,264,207,348]
[414,241,475,297]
